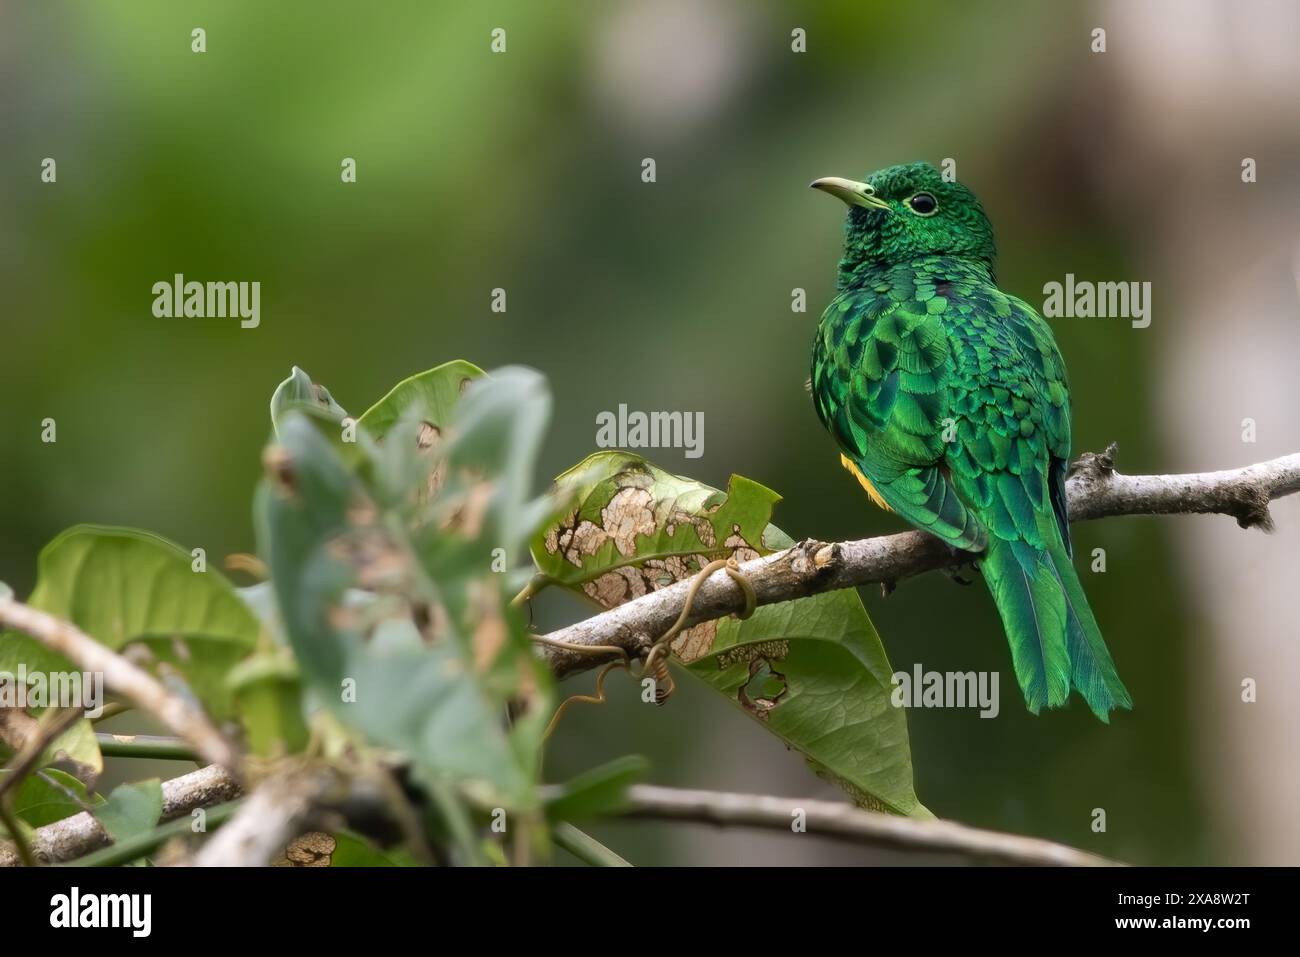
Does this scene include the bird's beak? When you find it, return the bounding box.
[810,176,892,212]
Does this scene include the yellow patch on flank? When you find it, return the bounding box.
[840,454,893,512]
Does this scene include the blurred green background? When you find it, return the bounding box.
[4,0,1299,865]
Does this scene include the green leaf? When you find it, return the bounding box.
[356,359,484,439]
[129,635,250,722]
[1,768,100,829]
[544,755,648,822]
[226,654,309,756]
[684,589,925,816]
[236,581,286,646]
[0,526,261,739]
[328,830,418,867]
[0,525,260,663]
[0,710,103,785]
[0,527,263,779]
[532,452,926,817]
[271,365,349,434]
[38,715,105,783]
[92,778,163,842]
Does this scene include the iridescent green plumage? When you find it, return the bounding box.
[810,162,1130,720]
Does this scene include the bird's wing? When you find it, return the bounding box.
[933,281,1076,710]
[812,286,986,551]
[932,282,1066,541]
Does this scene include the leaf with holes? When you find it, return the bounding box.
[258,368,556,818]
[531,451,926,816]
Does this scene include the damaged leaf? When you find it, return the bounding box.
[532,452,926,817]
[258,366,557,819]
[533,452,779,657]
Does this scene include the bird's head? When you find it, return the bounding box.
[811,161,996,285]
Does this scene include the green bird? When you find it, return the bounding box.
[808,161,1131,721]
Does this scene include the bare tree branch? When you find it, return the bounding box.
[621,784,1115,866]
[1065,445,1300,528]
[541,447,1300,677]
[0,763,240,866]
[2,449,1293,868]
[8,767,1115,867]
[0,596,242,774]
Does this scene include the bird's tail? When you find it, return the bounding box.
[978,531,1132,721]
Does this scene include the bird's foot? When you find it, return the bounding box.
[942,544,980,587]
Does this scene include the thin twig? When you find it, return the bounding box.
[95,733,200,763]
[0,707,86,801]
[90,701,132,723]
[550,822,632,867]
[620,784,1116,866]
[540,448,1300,677]
[0,596,241,774]
[510,573,552,608]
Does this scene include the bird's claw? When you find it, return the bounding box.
[942,544,979,587]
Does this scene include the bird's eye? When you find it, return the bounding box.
[908,192,938,215]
